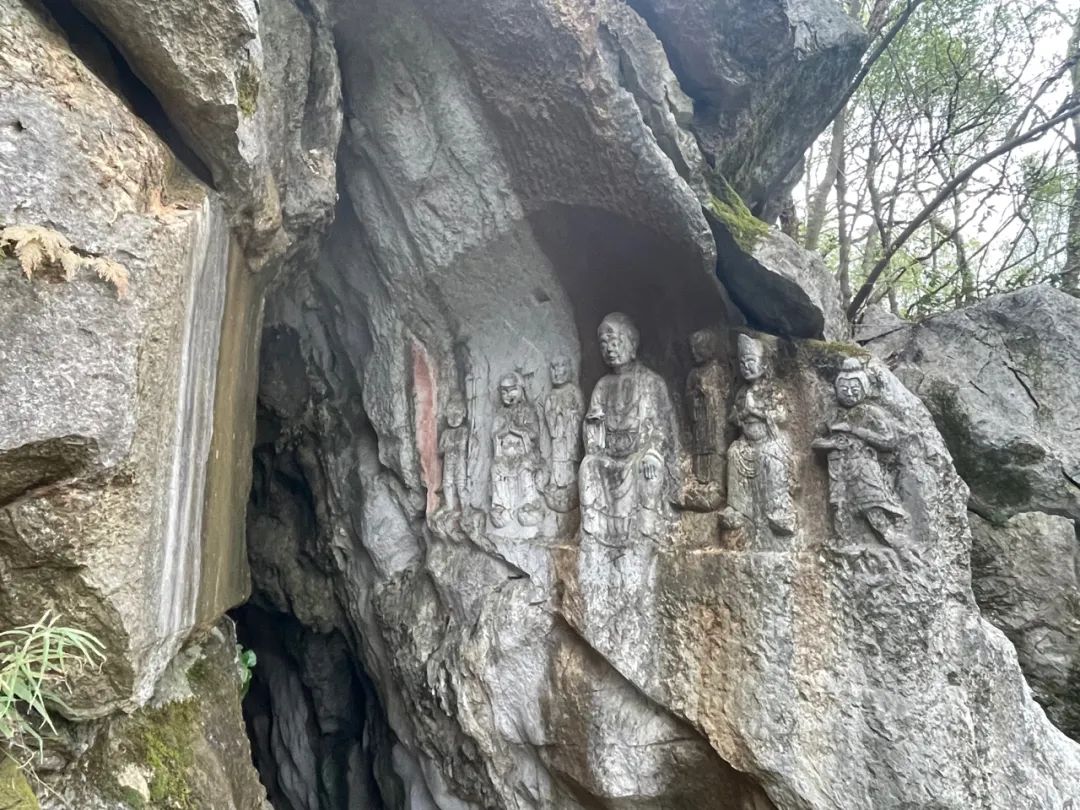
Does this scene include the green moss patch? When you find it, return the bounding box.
[708,179,770,253]
[0,757,39,809]
[122,700,200,810]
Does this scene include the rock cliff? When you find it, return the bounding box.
[2,1,1079,808]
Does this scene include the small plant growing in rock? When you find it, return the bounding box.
[0,610,105,761]
[236,645,257,696]
[1,224,130,299]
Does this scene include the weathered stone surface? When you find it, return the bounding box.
[45,620,271,810]
[629,0,868,214]
[864,285,1080,523]
[0,0,248,713]
[970,511,1080,739]
[71,0,342,265]
[712,218,848,340]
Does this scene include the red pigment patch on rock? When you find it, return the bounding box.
[411,339,441,515]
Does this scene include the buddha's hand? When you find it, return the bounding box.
[641,452,663,480]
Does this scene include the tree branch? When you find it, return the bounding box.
[847,99,1080,320]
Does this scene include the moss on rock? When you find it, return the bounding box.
[708,179,770,253]
[0,757,40,809]
[123,700,200,809]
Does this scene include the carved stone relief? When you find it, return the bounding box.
[720,334,796,548]
[490,372,544,529]
[813,357,908,548]
[438,393,470,514]
[542,355,584,513]
[579,313,678,543]
[686,329,725,486]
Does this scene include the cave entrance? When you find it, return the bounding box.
[229,383,401,810]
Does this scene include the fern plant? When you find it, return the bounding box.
[0,611,105,759]
[0,224,129,299]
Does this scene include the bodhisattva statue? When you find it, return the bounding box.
[579,313,677,542]
[490,372,543,528]
[543,356,584,490]
[438,394,470,513]
[812,357,907,545]
[720,334,796,545]
[686,329,725,485]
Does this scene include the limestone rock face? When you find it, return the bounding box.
[71,0,342,264]
[629,0,867,214]
[970,512,1080,739]
[864,285,1080,523]
[0,0,249,714]
[863,287,1080,742]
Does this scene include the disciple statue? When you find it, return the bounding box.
[579,313,678,542]
[812,357,907,545]
[720,334,796,546]
[438,394,470,512]
[490,372,543,528]
[543,356,584,490]
[686,329,725,485]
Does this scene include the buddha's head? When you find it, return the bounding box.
[445,395,466,428]
[689,329,722,365]
[550,356,572,387]
[598,313,639,370]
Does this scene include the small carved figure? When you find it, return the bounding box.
[720,334,796,545]
[686,329,725,484]
[438,394,470,512]
[490,372,543,528]
[544,356,585,490]
[579,313,678,542]
[812,357,907,545]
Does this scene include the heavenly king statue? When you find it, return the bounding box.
[721,334,796,546]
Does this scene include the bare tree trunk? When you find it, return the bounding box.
[836,133,852,305]
[1063,10,1080,296]
[803,113,847,252]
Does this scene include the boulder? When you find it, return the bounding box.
[863,285,1080,523]
[710,204,848,340]
[628,0,868,215]
[970,512,1080,739]
[244,0,1080,804]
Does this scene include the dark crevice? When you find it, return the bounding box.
[234,379,402,810]
[232,603,390,810]
[35,0,215,187]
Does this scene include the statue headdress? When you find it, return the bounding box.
[835,357,870,392]
[737,333,765,360]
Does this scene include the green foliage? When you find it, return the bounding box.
[709,180,770,252]
[237,646,257,696]
[0,611,105,758]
